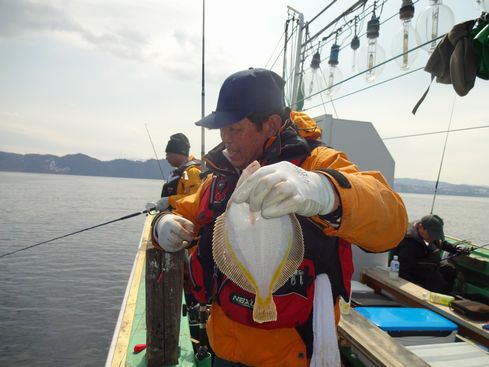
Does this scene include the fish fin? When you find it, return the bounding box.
[235,160,261,188]
[271,214,305,292]
[253,295,278,323]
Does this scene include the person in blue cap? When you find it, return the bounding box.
[393,214,470,294]
[149,68,408,366]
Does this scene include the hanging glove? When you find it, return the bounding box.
[153,214,195,252]
[232,161,336,218]
[145,197,169,212]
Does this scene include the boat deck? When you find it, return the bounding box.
[105,215,196,367]
[361,266,489,348]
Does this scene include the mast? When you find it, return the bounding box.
[200,0,206,159]
[288,6,304,110]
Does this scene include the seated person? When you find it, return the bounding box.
[392,214,469,294]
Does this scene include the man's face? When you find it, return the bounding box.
[166,152,185,167]
[220,118,272,169]
[418,224,436,244]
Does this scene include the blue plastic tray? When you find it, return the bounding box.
[355,307,457,332]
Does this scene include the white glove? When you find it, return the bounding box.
[145,197,169,212]
[155,197,169,211]
[154,214,195,252]
[232,161,336,218]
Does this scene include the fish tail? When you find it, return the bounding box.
[252,295,277,323]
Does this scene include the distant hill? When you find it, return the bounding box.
[0,151,173,180]
[394,178,489,198]
[1,151,488,198]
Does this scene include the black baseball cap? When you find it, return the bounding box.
[421,214,445,241]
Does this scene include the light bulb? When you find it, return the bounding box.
[301,51,336,109]
[325,66,343,97]
[325,43,343,96]
[415,0,454,53]
[358,15,386,83]
[350,35,360,71]
[391,1,420,70]
[365,39,386,82]
[305,51,322,98]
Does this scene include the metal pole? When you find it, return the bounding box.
[288,6,304,110]
[201,0,206,160]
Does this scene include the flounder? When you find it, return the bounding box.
[213,161,304,323]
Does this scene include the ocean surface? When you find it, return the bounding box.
[0,172,488,367]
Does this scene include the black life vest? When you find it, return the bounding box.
[161,159,201,198]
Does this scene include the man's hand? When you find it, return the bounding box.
[455,245,471,256]
[145,197,169,212]
[155,197,170,211]
[232,161,336,218]
[154,214,195,252]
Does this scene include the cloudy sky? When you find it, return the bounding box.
[0,0,488,186]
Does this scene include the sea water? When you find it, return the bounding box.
[0,171,487,367]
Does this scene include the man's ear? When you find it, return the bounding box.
[264,114,282,137]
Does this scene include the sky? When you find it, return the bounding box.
[0,0,488,186]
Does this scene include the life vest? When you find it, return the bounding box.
[187,128,354,355]
[161,159,201,198]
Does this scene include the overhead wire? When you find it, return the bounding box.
[297,31,444,108]
[383,125,489,140]
[265,24,287,70]
[302,66,423,112]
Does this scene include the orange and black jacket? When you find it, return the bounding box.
[160,155,202,208]
[153,115,407,366]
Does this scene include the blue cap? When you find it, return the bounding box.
[195,68,285,129]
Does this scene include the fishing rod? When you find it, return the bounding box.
[145,123,166,180]
[440,242,489,263]
[430,95,456,214]
[0,209,151,259]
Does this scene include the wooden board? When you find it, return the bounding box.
[361,266,489,348]
[107,214,153,366]
[338,309,430,367]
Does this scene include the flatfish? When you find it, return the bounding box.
[213,161,304,323]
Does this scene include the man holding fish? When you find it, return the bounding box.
[151,68,408,367]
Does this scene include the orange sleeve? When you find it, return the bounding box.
[167,165,202,208]
[302,146,408,252]
[172,174,213,232]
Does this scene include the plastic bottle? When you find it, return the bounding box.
[389,255,400,279]
[422,291,455,306]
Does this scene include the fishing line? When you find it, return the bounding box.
[430,94,456,214]
[145,123,166,180]
[0,209,151,259]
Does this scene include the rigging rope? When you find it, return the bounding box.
[302,66,423,112]
[383,125,489,140]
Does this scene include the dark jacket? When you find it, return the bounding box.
[393,222,458,293]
